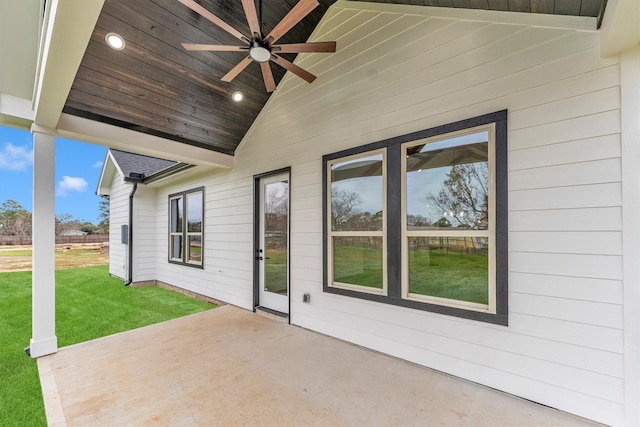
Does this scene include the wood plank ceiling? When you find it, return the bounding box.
[63,0,604,156]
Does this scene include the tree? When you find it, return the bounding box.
[98,196,110,231]
[331,187,362,229]
[55,213,74,236]
[426,162,488,229]
[0,200,32,240]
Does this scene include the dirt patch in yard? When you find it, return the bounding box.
[0,243,109,272]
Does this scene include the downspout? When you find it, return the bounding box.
[124,173,145,286]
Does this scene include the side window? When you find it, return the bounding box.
[323,111,507,325]
[169,188,204,267]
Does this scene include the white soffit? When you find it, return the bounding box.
[0,1,41,100]
[57,113,234,169]
[600,0,640,57]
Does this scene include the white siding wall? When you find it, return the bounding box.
[107,173,129,281]
[146,3,631,425]
[132,185,157,282]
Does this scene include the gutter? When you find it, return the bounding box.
[123,173,145,286]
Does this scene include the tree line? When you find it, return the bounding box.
[0,199,109,238]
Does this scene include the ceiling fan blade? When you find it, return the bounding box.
[221,56,253,82]
[182,43,246,52]
[178,0,248,42]
[271,54,316,83]
[260,62,276,92]
[241,0,261,39]
[265,0,319,44]
[271,41,336,53]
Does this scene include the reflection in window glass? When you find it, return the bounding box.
[408,237,488,304]
[171,235,183,260]
[331,153,383,231]
[170,197,183,233]
[188,235,202,263]
[406,131,488,230]
[333,236,383,289]
[187,192,202,232]
[169,188,203,266]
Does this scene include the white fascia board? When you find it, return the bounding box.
[600,0,640,57]
[96,151,121,196]
[57,113,234,169]
[33,0,104,128]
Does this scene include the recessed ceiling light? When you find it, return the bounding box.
[231,91,244,102]
[105,32,125,50]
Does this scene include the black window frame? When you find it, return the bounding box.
[168,186,204,268]
[322,111,508,325]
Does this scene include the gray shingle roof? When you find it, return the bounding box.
[110,149,178,179]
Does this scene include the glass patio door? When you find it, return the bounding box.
[257,172,289,314]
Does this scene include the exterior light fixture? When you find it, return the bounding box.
[105,32,125,50]
[232,91,244,102]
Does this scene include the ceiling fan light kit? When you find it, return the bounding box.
[178,0,336,92]
[249,40,271,63]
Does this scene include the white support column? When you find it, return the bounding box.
[620,46,640,427]
[29,125,58,358]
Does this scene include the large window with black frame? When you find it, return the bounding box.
[323,111,508,324]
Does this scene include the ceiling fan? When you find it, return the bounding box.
[178,0,337,92]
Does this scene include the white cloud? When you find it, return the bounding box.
[92,160,103,168]
[57,176,88,196]
[0,143,33,171]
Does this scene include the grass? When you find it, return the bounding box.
[0,250,32,257]
[0,265,215,427]
[409,249,488,304]
[333,241,383,289]
[332,244,488,304]
[265,249,288,294]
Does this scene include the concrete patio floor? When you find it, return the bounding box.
[38,305,602,427]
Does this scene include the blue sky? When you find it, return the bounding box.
[0,125,107,223]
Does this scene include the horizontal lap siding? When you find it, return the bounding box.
[107,175,129,280]
[238,5,623,425]
[153,176,254,309]
[146,4,623,425]
[132,186,157,282]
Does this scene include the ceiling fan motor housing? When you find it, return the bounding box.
[249,39,271,62]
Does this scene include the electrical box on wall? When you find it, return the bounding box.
[121,225,128,244]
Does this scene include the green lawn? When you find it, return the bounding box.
[0,265,215,427]
[0,250,32,257]
[409,249,488,304]
[332,244,488,304]
[265,249,288,294]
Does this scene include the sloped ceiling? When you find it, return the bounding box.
[62,0,604,156]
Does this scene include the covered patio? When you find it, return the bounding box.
[39,305,600,426]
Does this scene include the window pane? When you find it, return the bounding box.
[170,198,183,233]
[408,236,488,304]
[187,192,202,232]
[406,131,488,230]
[264,180,288,296]
[333,236,383,289]
[331,153,383,231]
[170,235,183,260]
[187,235,202,263]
